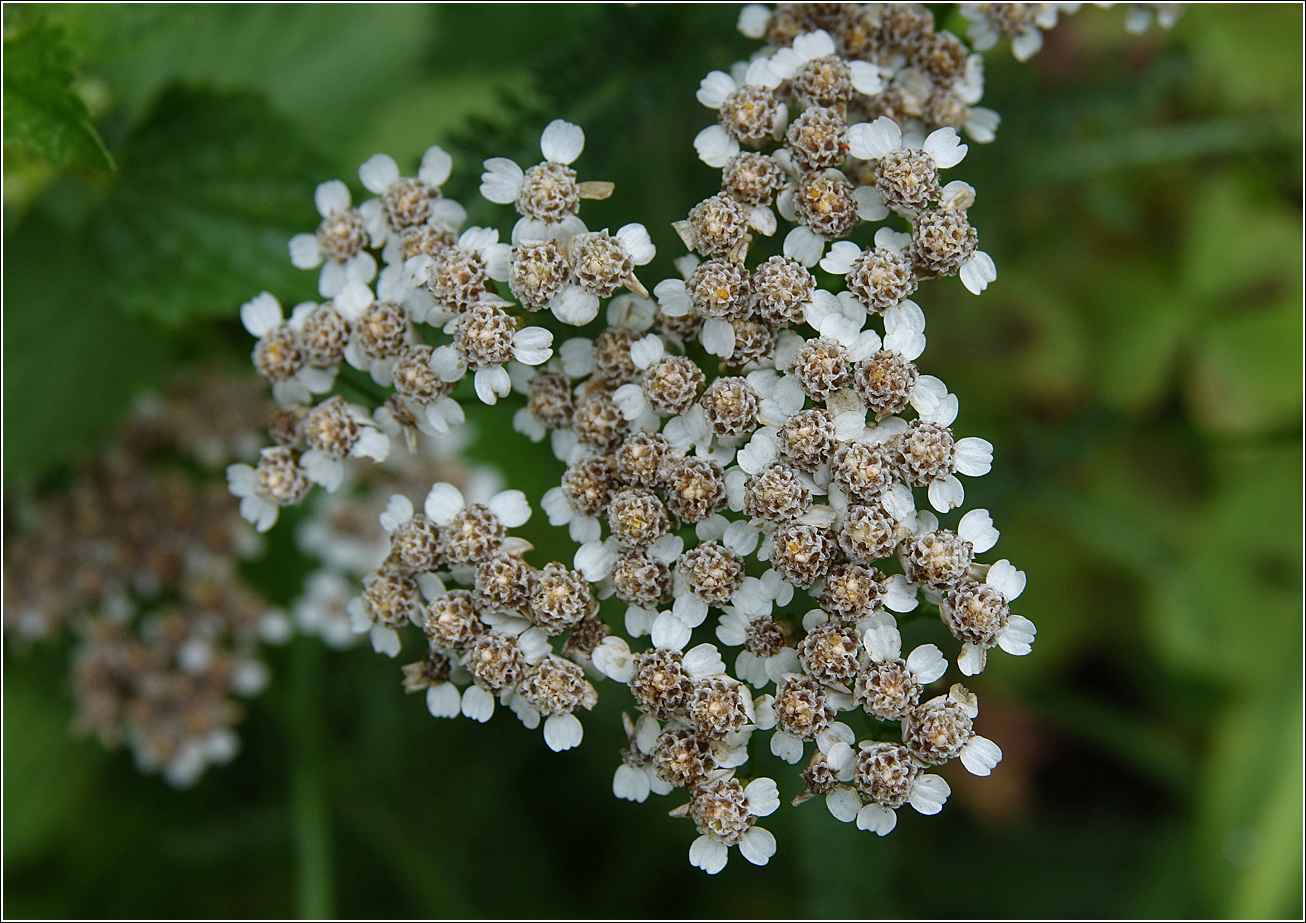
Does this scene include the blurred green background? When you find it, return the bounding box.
[3,3,1302,918]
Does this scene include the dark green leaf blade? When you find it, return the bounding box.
[2,22,114,170]
[89,85,328,324]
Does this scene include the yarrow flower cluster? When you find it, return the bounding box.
[213,1,1179,874]
[4,371,285,787]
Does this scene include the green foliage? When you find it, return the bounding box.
[2,20,114,170]
[89,85,326,323]
[2,211,170,482]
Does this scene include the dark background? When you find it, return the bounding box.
[4,4,1302,917]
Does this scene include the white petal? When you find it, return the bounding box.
[906,644,947,684]
[820,241,862,275]
[985,560,1026,600]
[673,594,710,630]
[513,406,547,442]
[737,4,770,39]
[682,642,726,679]
[700,318,736,358]
[748,204,777,237]
[540,119,585,164]
[370,624,401,658]
[344,250,377,286]
[474,367,512,405]
[480,157,524,204]
[426,683,462,718]
[958,642,987,676]
[613,383,648,420]
[697,70,737,109]
[854,184,888,221]
[240,293,283,337]
[862,624,902,663]
[569,515,602,544]
[884,325,926,362]
[302,451,344,492]
[484,489,529,528]
[884,574,919,613]
[783,226,824,267]
[592,637,635,682]
[317,260,346,298]
[922,127,967,170]
[512,326,554,366]
[928,475,965,513]
[919,393,959,428]
[651,612,692,651]
[1011,29,1044,62]
[551,285,601,327]
[874,227,913,252]
[693,124,739,168]
[617,223,656,265]
[358,153,400,194]
[628,334,666,370]
[424,482,465,524]
[543,713,584,751]
[289,234,323,269]
[743,55,780,89]
[380,494,414,532]
[689,835,729,875]
[848,59,883,95]
[958,508,999,553]
[739,826,777,866]
[960,251,998,295]
[908,773,951,815]
[461,684,496,723]
[855,803,898,836]
[314,179,350,217]
[965,107,1001,144]
[776,185,797,222]
[826,787,862,823]
[723,519,761,556]
[960,736,1003,776]
[743,777,780,817]
[351,428,390,463]
[846,116,902,161]
[575,539,618,582]
[737,429,780,474]
[419,145,453,187]
[770,730,804,764]
[649,533,684,565]
[653,278,692,317]
[614,764,651,802]
[997,615,1037,656]
[954,437,993,477]
[804,287,842,330]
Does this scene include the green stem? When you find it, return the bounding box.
[290,638,334,919]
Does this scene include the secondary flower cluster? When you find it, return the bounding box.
[221,1,1176,875]
[4,371,285,787]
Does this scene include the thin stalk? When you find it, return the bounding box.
[290,637,334,919]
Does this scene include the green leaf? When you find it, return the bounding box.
[87,84,328,324]
[83,5,434,155]
[2,211,171,483]
[2,21,114,170]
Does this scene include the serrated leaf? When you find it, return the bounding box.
[2,211,172,482]
[2,21,114,170]
[87,84,328,324]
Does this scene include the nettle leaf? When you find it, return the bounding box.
[89,84,328,324]
[2,21,114,170]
